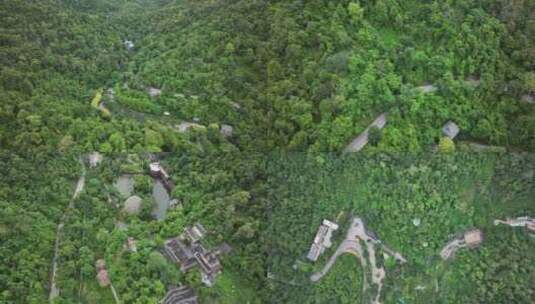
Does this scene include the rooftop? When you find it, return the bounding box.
[442,121,460,139]
[162,224,230,286]
[161,286,198,304]
[307,219,339,262]
[464,229,483,247]
[96,269,110,287]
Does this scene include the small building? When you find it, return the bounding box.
[527,221,535,233]
[148,87,162,98]
[322,219,339,231]
[96,259,106,271]
[95,259,110,287]
[169,199,180,208]
[96,269,110,287]
[88,152,103,168]
[184,223,207,243]
[126,237,137,252]
[417,83,437,93]
[150,162,170,180]
[175,122,205,133]
[124,40,134,51]
[442,121,460,139]
[161,286,198,304]
[307,243,323,262]
[149,162,174,192]
[463,229,483,248]
[220,124,234,137]
[307,219,339,262]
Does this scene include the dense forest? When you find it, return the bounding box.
[0,0,533,303]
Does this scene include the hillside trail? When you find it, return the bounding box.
[49,157,86,302]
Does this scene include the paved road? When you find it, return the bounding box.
[344,113,387,153]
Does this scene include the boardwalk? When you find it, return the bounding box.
[343,113,387,153]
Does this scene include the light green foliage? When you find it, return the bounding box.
[438,137,455,153]
[348,2,364,22]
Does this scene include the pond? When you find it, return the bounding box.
[152,179,170,221]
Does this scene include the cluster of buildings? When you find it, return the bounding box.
[307,219,339,262]
[162,223,231,286]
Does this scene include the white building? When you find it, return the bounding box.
[442,121,460,139]
[307,219,339,262]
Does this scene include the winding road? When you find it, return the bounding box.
[311,216,406,304]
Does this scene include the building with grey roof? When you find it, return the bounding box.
[442,121,460,139]
[161,286,198,304]
[307,219,339,262]
[162,224,231,286]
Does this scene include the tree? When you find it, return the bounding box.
[109,132,126,152]
[348,2,364,23]
[368,126,382,146]
[438,137,455,153]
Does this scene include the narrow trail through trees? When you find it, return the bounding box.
[49,157,86,302]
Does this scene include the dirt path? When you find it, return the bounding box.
[110,284,121,304]
[311,217,405,304]
[49,157,86,302]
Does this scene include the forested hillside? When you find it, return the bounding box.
[1,0,534,153]
[0,0,533,303]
